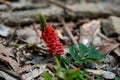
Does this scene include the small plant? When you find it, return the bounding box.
[61,43,105,68]
[39,14,106,80]
[44,56,88,80]
[39,14,64,56]
[115,77,120,80]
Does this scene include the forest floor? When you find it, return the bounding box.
[0,0,120,80]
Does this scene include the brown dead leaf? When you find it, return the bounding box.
[0,53,19,72]
[0,44,13,57]
[99,43,119,55]
[79,20,101,45]
[114,48,120,57]
[21,65,47,80]
[56,29,64,40]
[0,44,19,71]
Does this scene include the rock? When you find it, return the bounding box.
[101,16,120,36]
[101,19,114,36]
[0,24,10,37]
[1,3,120,26]
[93,36,102,46]
[86,69,116,79]
[31,56,44,64]
[21,65,47,80]
[104,55,114,63]
[103,71,116,79]
[110,16,120,35]
[79,20,101,45]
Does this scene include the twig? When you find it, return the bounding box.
[97,32,109,41]
[5,27,18,46]
[33,23,41,42]
[33,23,41,37]
[60,18,79,50]
[97,31,120,57]
[0,68,22,80]
[88,30,109,46]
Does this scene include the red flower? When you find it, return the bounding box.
[41,24,64,55]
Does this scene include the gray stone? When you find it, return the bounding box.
[101,16,120,36]
[109,16,120,35]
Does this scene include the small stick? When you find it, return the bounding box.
[0,68,22,80]
[97,32,109,41]
[5,27,18,46]
[33,23,41,42]
[61,18,79,50]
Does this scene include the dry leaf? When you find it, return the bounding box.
[99,43,119,55]
[56,29,64,40]
[21,65,47,80]
[0,44,19,71]
[114,48,120,57]
[0,44,12,56]
[79,20,101,45]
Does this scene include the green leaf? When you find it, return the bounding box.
[88,46,105,60]
[60,57,71,69]
[65,68,80,80]
[60,57,71,65]
[115,77,120,80]
[75,73,88,80]
[44,71,53,80]
[74,58,94,66]
[82,69,89,74]
[74,60,85,65]
[93,52,105,60]
[54,56,66,79]
[54,56,61,72]
[56,71,65,79]
[10,43,26,47]
[69,46,78,60]
[88,45,96,57]
[78,43,87,57]
[39,13,47,31]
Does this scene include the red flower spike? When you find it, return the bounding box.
[39,14,64,55]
